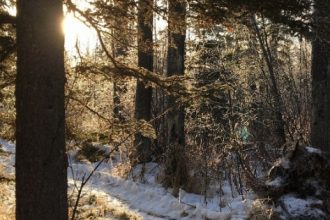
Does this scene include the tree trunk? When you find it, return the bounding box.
[311,0,330,153]
[16,0,68,219]
[113,82,126,122]
[113,0,129,123]
[164,0,188,195]
[134,0,154,163]
[167,0,186,148]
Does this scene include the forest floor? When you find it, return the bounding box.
[0,139,255,220]
[0,139,327,219]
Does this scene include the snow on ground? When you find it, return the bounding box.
[266,177,284,187]
[0,139,15,219]
[0,139,254,219]
[305,146,322,154]
[0,139,15,176]
[276,194,326,219]
[69,145,255,220]
[0,139,15,155]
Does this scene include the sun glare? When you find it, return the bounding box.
[63,13,97,54]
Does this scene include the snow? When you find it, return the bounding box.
[0,139,15,219]
[0,139,15,154]
[69,146,256,219]
[276,157,290,169]
[0,138,255,219]
[305,146,322,154]
[68,157,254,219]
[266,177,284,187]
[0,139,15,176]
[278,194,326,219]
[1,138,329,219]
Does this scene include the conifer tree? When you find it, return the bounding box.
[16,0,68,218]
[164,0,188,195]
[311,0,330,153]
[113,0,130,123]
[134,0,154,163]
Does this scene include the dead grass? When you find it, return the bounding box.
[247,199,280,220]
[68,188,142,220]
[111,161,132,179]
[0,182,15,220]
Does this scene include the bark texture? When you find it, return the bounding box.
[113,0,129,123]
[16,0,68,219]
[167,0,186,149]
[164,0,188,195]
[311,0,330,153]
[134,0,154,163]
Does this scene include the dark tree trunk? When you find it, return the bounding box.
[164,0,188,195]
[113,0,129,123]
[311,0,330,153]
[134,0,153,163]
[113,82,126,122]
[16,0,68,219]
[167,0,186,148]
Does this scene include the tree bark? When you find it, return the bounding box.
[16,0,68,219]
[112,0,130,123]
[164,0,188,195]
[134,0,154,163]
[311,0,330,153]
[167,0,186,147]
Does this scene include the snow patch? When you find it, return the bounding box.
[305,146,322,154]
[266,177,284,187]
[279,194,325,219]
[0,139,15,154]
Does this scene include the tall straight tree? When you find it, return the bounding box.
[134,0,154,163]
[167,0,186,149]
[16,0,68,219]
[164,0,188,194]
[311,0,330,153]
[113,0,130,123]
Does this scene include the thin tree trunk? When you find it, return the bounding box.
[113,82,126,122]
[16,0,68,219]
[134,0,154,163]
[311,0,330,153]
[252,15,286,147]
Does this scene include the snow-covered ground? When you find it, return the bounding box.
[0,139,254,219]
[1,139,328,219]
[67,146,255,220]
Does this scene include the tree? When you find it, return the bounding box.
[112,0,129,123]
[164,0,188,195]
[16,0,68,219]
[166,0,186,149]
[134,0,154,163]
[251,16,286,146]
[189,0,312,37]
[311,0,330,153]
